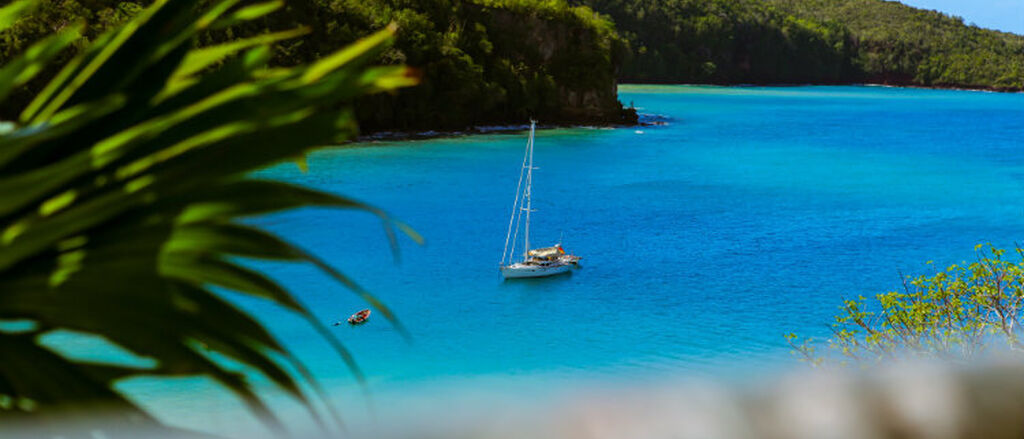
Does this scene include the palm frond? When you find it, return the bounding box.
[0,0,417,436]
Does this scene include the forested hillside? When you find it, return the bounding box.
[1,0,1021,133]
[571,0,1024,90]
[569,0,860,84]
[272,0,636,131]
[768,0,1024,90]
[0,0,636,132]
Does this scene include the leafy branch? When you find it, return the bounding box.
[789,244,1024,366]
[0,0,418,436]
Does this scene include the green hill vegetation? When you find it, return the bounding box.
[572,0,1024,90]
[768,0,1024,90]
[1,0,1022,133]
[0,0,635,132]
[570,0,860,84]
[250,0,636,131]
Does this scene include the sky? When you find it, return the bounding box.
[900,0,1024,34]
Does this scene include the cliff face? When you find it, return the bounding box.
[468,4,631,126]
[233,0,637,131]
[354,0,636,132]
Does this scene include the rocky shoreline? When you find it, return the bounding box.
[619,80,1024,94]
[353,79,1024,143]
[354,113,670,143]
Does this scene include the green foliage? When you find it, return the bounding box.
[571,0,859,83]
[266,0,635,130]
[571,0,1023,90]
[0,0,418,436]
[0,0,636,133]
[4,0,1018,131]
[790,245,1024,366]
[768,0,1024,90]
[0,0,148,115]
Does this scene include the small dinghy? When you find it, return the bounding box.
[347,309,371,325]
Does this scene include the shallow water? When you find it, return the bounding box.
[115,85,1024,434]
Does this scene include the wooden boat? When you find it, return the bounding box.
[347,309,371,325]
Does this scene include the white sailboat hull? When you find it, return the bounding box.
[499,121,580,280]
[501,263,571,279]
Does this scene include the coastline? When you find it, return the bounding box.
[353,80,1020,143]
[354,118,663,143]
[619,80,1024,94]
[861,83,1024,94]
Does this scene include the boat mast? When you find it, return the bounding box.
[501,122,531,266]
[523,120,535,261]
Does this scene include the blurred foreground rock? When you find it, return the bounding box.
[392,360,1024,439]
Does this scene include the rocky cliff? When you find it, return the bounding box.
[352,0,637,132]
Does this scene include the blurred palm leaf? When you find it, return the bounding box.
[0,0,418,436]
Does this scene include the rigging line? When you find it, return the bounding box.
[510,122,535,263]
[509,193,523,264]
[524,121,534,258]
[507,126,532,264]
[501,124,531,265]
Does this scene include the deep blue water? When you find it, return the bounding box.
[117,85,1024,432]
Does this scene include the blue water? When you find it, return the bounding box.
[122,85,1024,432]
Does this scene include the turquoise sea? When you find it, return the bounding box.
[114,85,1024,434]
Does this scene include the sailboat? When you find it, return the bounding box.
[499,121,579,279]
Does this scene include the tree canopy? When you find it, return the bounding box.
[788,245,1024,366]
[769,0,1024,90]
[1,0,1021,131]
[572,0,1024,90]
[0,0,636,132]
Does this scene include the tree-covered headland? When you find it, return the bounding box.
[0,0,636,132]
[259,0,637,131]
[2,0,1022,133]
